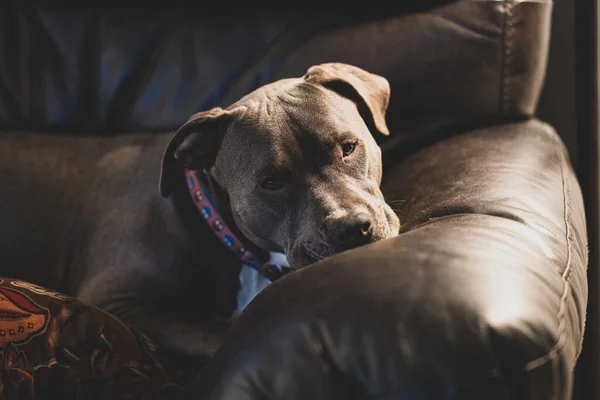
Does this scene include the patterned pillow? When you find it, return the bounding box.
[0,279,184,399]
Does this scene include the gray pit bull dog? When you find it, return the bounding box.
[0,62,399,370]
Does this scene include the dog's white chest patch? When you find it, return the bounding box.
[233,252,289,318]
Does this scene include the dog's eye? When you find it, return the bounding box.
[341,142,357,157]
[261,176,283,190]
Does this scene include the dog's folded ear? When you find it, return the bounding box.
[159,107,232,197]
[303,63,391,136]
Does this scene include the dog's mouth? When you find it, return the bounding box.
[304,248,324,262]
[303,242,330,262]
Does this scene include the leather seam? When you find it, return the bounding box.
[522,126,574,373]
[500,0,515,115]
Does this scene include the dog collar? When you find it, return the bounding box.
[185,170,292,281]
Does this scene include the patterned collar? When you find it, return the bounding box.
[185,170,292,281]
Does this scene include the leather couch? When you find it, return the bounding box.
[0,1,591,399]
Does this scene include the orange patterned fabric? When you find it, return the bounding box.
[0,279,184,399]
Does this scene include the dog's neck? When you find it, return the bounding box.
[184,169,291,318]
[194,169,271,263]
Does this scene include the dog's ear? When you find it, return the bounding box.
[303,63,390,136]
[159,107,232,197]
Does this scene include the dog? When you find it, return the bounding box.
[0,63,400,371]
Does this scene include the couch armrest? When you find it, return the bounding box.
[193,120,588,399]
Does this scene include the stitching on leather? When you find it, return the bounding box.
[500,0,515,115]
[522,125,575,372]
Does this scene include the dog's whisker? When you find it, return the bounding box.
[386,199,406,206]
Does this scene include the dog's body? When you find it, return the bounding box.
[0,130,235,359]
[0,63,399,366]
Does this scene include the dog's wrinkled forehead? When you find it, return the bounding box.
[226,80,368,155]
[215,81,367,178]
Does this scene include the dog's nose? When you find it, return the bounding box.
[326,213,374,251]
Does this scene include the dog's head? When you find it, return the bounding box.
[160,63,400,269]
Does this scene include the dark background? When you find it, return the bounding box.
[538,0,577,164]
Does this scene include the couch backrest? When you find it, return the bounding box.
[0,1,552,158]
